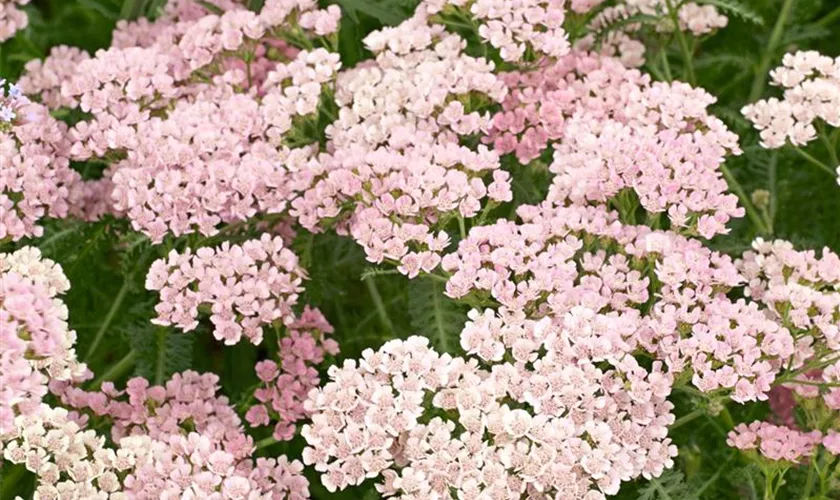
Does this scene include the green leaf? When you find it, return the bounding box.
[408,277,467,354]
[196,0,225,15]
[637,471,700,500]
[335,0,415,26]
[692,0,764,25]
[130,324,195,385]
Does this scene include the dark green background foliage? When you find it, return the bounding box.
[1,0,839,499]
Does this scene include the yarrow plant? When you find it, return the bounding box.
[1,0,839,499]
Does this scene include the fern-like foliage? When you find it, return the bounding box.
[408,277,468,355]
[691,0,764,25]
[130,323,195,385]
[637,471,700,500]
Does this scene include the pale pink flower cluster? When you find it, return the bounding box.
[145,234,305,345]
[303,309,676,498]
[547,81,743,238]
[52,371,252,457]
[442,203,793,402]
[485,51,743,237]
[111,0,247,50]
[726,421,823,462]
[778,362,840,412]
[574,7,646,68]
[12,0,343,238]
[2,391,311,498]
[1,405,137,499]
[247,306,339,441]
[486,51,648,163]
[18,46,91,110]
[0,247,84,435]
[569,0,607,12]
[737,238,840,360]
[575,0,727,68]
[824,430,840,456]
[291,12,512,276]
[743,51,840,149]
[0,99,84,241]
[0,0,29,41]
[824,361,840,410]
[110,91,278,240]
[122,433,310,499]
[103,49,340,241]
[424,0,570,62]
[624,0,728,35]
[47,368,312,498]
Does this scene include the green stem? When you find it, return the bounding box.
[457,215,466,240]
[769,152,778,232]
[697,456,735,496]
[660,49,673,82]
[801,454,817,500]
[84,280,131,362]
[89,350,137,389]
[670,408,705,430]
[817,125,839,166]
[719,406,736,430]
[255,436,279,450]
[816,4,840,27]
[749,0,795,102]
[720,164,770,234]
[365,278,394,334]
[666,0,695,85]
[793,147,837,177]
[776,355,840,384]
[764,472,776,500]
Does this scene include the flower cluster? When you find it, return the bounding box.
[485,51,743,238]
[52,371,252,457]
[291,11,512,276]
[547,80,743,238]
[442,203,793,402]
[2,405,137,499]
[12,0,343,241]
[0,0,29,42]
[737,238,840,406]
[145,234,306,345]
[0,92,85,241]
[121,433,310,499]
[726,421,824,462]
[743,51,840,149]
[486,51,648,163]
[42,367,314,498]
[17,46,91,110]
[424,0,570,62]
[738,238,840,349]
[0,247,84,435]
[303,309,677,498]
[575,0,727,68]
[246,306,339,441]
[824,430,840,456]
[2,395,311,498]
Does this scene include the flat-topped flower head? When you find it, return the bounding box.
[743,51,840,149]
[727,421,823,463]
[303,309,676,498]
[0,248,83,435]
[146,234,306,345]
